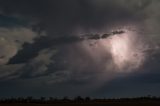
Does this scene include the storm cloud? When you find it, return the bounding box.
[0,0,159,97]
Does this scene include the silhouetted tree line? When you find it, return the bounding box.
[0,95,160,104]
[0,96,91,104]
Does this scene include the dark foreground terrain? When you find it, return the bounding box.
[1,101,160,106]
[1,97,160,106]
[0,101,160,106]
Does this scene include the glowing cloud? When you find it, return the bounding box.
[102,29,147,72]
[81,27,148,75]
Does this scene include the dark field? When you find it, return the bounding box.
[1,97,160,106]
[1,101,160,106]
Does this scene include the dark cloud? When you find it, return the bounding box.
[0,0,137,34]
[0,14,27,27]
[8,30,125,64]
[0,0,139,65]
[0,0,160,97]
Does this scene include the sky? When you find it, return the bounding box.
[0,0,160,98]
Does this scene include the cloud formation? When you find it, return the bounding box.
[0,0,159,97]
[0,27,39,65]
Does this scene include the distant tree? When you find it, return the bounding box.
[17,97,24,103]
[40,97,46,103]
[74,96,84,102]
[85,97,91,101]
[26,96,33,103]
[49,97,54,102]
[62,96,70,101]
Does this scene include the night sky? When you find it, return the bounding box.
[0,0,160,98]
